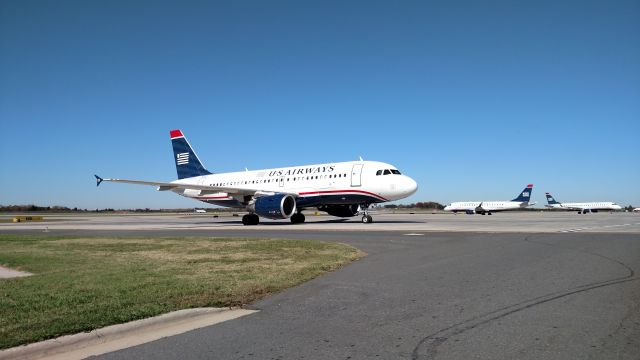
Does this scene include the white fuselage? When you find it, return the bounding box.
[444,201,525,213]
[172,160,418,208]
[546,202,622,211]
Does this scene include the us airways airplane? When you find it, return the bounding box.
[443,184,534,215]
[544,193,622,214]
[95,129,418,225]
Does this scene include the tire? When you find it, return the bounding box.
[362,215,373,223]
[243,214,259,225]
[290,213,305,224]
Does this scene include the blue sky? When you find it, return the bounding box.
[1,0,638,209]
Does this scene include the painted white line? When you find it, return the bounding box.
[404,233,424,236]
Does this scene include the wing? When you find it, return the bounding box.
[94,175,268,196]
[94,175,299,197]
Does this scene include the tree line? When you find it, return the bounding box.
[382,202,445,210]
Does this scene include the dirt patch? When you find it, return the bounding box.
[0,265,33,279]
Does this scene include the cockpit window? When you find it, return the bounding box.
[376,170,382,176]
[383,169,391,175]
[391,169,401,175]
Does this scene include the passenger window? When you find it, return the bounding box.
[383,169,391,175]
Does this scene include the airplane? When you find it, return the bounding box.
[443,184,534,215]
[95,129,418,225]
[544,192,622,214]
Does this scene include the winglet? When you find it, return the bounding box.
[95,175,104,187]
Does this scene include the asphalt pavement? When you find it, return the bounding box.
[89,231,640,360]
[2,213,639,359]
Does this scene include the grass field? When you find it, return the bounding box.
[0,235,363,349]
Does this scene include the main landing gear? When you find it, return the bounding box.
[290,212,306,224]
[242,214,259,225]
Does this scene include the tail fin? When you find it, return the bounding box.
[511,184,533,203]
[545,192,560,205]
[170,129,212,179]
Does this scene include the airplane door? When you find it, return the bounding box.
[351,164,363,187]
[279,176,285,187]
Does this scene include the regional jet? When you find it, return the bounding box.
[544,192,622,214]
[95,129,418,225]
[443,184,534,215]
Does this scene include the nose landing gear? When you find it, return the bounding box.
[360,204,373,224]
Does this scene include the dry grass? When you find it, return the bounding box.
[0,235,364,349]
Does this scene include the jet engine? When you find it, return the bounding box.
[318,204,360,217]
[250,193,297,219]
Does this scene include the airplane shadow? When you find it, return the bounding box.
[192,219,423,225]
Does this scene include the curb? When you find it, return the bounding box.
[0,307,258,360]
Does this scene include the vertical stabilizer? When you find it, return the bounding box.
[170,129,211,179]
[545,192,560,205]
[511,184,534,203]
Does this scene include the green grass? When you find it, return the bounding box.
[0,235,364,349]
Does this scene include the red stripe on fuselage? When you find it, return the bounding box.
[298,189,387,202]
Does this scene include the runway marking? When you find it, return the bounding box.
[559,223,639,233]
[404,233,424,236]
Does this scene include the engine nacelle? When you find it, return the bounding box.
[250,194,297,219]
[318,204,360,218]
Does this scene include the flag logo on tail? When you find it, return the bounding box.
[176,152,189,165]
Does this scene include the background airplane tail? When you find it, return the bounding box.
[511,184,533,202]
[170,129,212,179]
[545,192,560,205]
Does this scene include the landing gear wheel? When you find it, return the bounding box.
[290,213,306,224]
[361,215,373,223]
[487,212,492,215]
[242,214,260,225]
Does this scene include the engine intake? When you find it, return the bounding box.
[250,193,297,219]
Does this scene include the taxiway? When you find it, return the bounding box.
[1,212,639,359]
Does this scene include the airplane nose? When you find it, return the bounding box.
[404,176,418,196]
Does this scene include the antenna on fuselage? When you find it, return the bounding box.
[359,156,363,161]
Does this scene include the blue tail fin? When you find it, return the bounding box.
[170,129,212,179]
[511,184,533,202]
[545,192,560,205]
